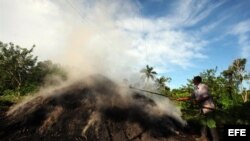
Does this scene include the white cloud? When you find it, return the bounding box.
[232,20,250,34]
[200,17,226,33]
[0,0,220,81]
[167,0,224,27]
[231,20,250,59]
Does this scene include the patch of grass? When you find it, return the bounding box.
[0,94,26,112]
[0,95,20,103]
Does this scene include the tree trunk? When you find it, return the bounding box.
[244,91,248,103]
[242,91,248,103]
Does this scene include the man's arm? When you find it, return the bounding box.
[176,97,192,101]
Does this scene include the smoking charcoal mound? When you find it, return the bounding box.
[1,75,186,141]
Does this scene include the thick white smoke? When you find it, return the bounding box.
[1,0,208,86]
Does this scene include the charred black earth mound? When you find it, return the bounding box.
[0,75,187,141]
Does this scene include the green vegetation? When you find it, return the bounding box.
[0,41,249,132]
[155,76,171,94]
[140,61,249,127]
[0,41,67,107]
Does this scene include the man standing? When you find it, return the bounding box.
[191,76,219,141]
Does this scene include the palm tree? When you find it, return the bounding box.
[155,76,171,89]
[140,65,157,83]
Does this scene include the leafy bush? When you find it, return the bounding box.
[0,41,67,97]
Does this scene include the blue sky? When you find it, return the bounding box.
[1,0,250,88]
[135,0,250,87]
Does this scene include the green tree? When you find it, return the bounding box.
[0,41,67,96]
[31,60,67,86]
[222,58,247,102]
[0,42,37,95]
[140,65,157,82]
[222,69,234,99]
[155,76,171,93]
